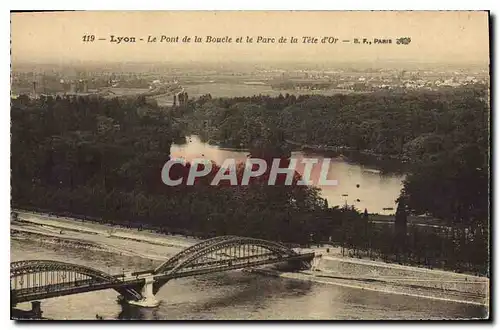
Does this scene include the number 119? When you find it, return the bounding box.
[82,35,95,42]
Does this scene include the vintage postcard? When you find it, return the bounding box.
[10,11,490,320]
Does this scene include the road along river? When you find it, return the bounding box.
[11,211,489,320]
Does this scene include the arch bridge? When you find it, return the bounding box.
[11,236,314,308]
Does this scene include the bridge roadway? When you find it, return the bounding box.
[11,235,315,308]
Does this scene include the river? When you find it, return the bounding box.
[11,237,487,320]
[171,136,405,215]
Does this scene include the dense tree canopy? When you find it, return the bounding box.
[10,84,490,275]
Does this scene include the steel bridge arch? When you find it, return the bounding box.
[153,235,239,274]
[11,260,118,281]
[11,260,41,270]
[10,260,142,301]
[164,237,299,276]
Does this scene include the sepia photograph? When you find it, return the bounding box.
[9,10,490,320]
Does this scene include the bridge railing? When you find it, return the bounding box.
[11,271,135,298]
[154,252,315,280]
[11,277,113,295]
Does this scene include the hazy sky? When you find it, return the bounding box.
[11,11,490,65]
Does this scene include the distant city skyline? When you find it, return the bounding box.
[11,11,490,66]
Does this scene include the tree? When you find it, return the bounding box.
[394,197,408,261]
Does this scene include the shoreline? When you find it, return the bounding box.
[11,210,489,307]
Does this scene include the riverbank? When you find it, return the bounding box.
[11,210,195,262]
[11,210,489,307]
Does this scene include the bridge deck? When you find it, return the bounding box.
[11,252,314,304]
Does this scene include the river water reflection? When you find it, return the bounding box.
[171,136,405,215]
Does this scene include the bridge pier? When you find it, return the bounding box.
[11,301,43,320]
[128,275,160,308]
[31,301,43,318]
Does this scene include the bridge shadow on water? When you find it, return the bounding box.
[116,271,313,320]
[117,303,160,320]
